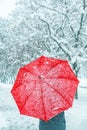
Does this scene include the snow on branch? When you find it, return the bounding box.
[39,18,71,61]
[34,1,65,16]
[76,0,86,41]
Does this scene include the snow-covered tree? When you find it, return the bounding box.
[0,0,87,91]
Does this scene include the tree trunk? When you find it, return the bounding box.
[72,60,80,99]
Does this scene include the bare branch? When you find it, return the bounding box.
[64,0,86,42]
[64,1,77,41]
[39,18,51,36]
[76,0,86,41]
[35,1,65,16]
[83,0,86,9]
[39,18,71,61]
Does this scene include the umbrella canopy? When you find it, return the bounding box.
[11,56,79,121]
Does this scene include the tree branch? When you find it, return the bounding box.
[76,0,86,41]
[35,1,65,16]
[64,0,78,41]
[64,0,86,42]
[39,18,71,61]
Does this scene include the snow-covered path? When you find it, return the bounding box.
[66,86,87,130]
[0,81,87,130]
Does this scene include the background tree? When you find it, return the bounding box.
[0,0,87,98]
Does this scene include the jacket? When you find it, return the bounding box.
[39,112,66,130]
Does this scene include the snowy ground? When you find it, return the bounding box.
[0,79,87,130]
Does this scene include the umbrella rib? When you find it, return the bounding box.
[45,61,66,76]
[21,67,39,78]
[19,81,38,113]
[12,79,38,91]
[20,81,48,120]
[20,95,29,113]
[43,81,72,106]
[45,77,78,82]
[40,84,47,121]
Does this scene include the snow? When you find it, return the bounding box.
[0,0,15,18]
[65,86,87,130]
[78,78,87,87]
[0,80,87,130]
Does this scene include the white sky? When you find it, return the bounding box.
[0,0,16,18]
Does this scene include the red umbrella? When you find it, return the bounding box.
[11,56,79,121]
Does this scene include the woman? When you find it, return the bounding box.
[39,112,66,130]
